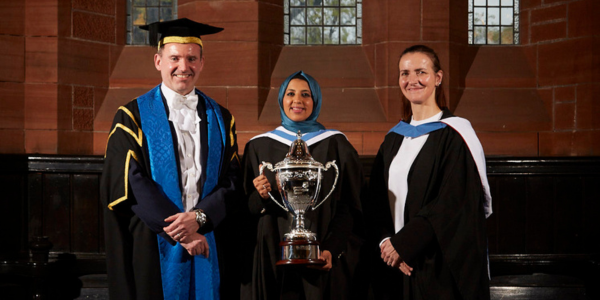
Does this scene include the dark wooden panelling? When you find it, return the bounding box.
[0,155,598,286]
[0,174,26,256]
[487,177,500,253]
[361,156,600,258]
[27,156,103,173]
[554,177,584,253]
[496,176,528,254]
[27,173,43,244]
[72,174,100,253]
[43,173,71,252]
[97,173,105,253]
[486,157,600,176]
[582,176,600,252]
[0,155,106,258]
[525,177,554,253]
[485,157,600,256]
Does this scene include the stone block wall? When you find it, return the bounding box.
[0,0,598,156]
[0,0,123,155]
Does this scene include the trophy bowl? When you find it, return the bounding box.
[260,131,338,266]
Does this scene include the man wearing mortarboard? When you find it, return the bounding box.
[100,18,242,300]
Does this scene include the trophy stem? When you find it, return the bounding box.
[294,211,306,231]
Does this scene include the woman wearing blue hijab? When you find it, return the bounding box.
[241,71,365,300]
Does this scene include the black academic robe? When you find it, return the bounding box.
[366,110,490,300]
[100,92,242,300]
[241,134,365,300]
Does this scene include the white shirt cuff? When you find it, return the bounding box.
[379,237,391,248]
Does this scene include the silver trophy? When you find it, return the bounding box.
[260,131,339,265]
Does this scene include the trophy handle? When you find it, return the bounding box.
[259,161,289,212]
[312,160,339,210]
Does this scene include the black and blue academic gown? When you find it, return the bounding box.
[240,127,366,300]
[100,85,242,300]
[366,109,491,300]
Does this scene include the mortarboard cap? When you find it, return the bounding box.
[139,18,223,50]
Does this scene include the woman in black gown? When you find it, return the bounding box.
[241,71,364,300]
[367,45,492,299]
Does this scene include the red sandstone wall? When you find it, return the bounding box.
[455,0,600,156]
[0,0,122,154]
[0,0,598,156]
[0,1,28,153]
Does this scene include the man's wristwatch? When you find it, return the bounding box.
[193,209,207,228]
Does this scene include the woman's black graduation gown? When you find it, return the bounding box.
[241,133,365,300]
[367,110,490,300]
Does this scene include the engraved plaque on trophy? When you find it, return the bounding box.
[260,131,339,265]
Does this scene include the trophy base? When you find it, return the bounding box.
[276,258,326,266]
[276,240,325,266]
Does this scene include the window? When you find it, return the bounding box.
[284,0,362,45]
[469,0,519,45]
[127,0,178,45]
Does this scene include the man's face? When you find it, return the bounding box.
[154,43,204,95]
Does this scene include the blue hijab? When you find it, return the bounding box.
[278,70,326,134]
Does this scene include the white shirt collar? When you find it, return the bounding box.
[410,111,443,126]
[161,84,196,111]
